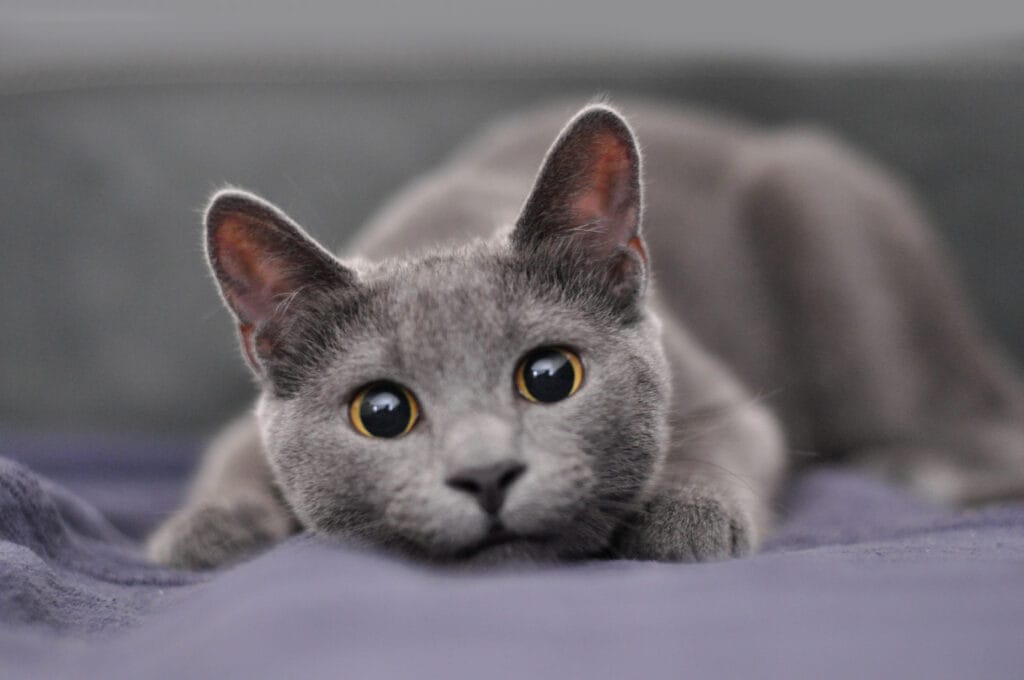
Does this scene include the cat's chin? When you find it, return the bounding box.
[429,526,562,568]
[458,532,547,559]
[452,538,561,568]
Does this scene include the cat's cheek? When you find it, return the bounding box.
[503,445,595,532]
[256,398,372,532]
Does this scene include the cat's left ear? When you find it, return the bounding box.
[205,189,355,374]
[512,104,647,295]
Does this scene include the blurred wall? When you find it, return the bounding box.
[3,1,1024,85]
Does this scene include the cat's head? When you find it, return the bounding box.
[204,105,669,562]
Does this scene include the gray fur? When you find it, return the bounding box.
[148,100,1024,570]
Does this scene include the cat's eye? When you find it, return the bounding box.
[349,382,419,438]
[516,347,583,403]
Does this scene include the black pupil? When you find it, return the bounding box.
[359,384,411,437]
[523,350,576,402]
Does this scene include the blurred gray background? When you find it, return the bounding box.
[2,3,1023,435]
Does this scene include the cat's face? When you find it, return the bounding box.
[256,246,669,561]
[206,105,669,561]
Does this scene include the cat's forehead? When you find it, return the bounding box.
[375,249,549,341]
[352,248,595,374]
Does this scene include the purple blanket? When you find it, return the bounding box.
[1,434,1023,679]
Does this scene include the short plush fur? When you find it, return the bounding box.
[148,100,1024,569]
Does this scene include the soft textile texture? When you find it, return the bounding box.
[1,436,1022,678]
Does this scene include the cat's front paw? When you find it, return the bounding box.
[147,499,295,570]
[615,493,757,563]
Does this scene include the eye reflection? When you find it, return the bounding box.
[350,382,418,438]
[516,347,583,403]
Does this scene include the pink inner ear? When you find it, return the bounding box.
[570,131,639,253]
[214,215,297,325]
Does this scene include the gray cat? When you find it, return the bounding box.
[148,100,1024,569]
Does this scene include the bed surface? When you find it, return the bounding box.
[1,434,1022,679]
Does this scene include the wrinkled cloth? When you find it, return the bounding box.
[1,436,1022,679]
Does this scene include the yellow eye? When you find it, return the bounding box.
[349,382,419,438]
[516,347,583,403]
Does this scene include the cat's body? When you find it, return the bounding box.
[149,101,1024,569]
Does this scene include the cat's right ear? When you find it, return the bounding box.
[205,189,354,373]
[511,105,647,302]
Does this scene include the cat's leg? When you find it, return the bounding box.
[850,419,1024,505]
[147,413,299,569]
[616,396,787,562]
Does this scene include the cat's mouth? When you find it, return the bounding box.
[453,521,551,560]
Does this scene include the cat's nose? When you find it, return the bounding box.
[446,461,527,515]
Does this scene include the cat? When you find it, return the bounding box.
[147,100,1024,569]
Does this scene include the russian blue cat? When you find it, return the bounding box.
[149,101,1024,569]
